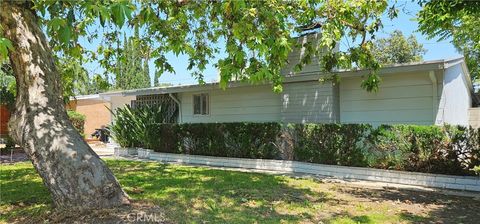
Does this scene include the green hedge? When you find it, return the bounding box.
[67,110,86,136]
[109,106,480,176]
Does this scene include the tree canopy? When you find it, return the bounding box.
[372,30,427,65]
[114,28,151,90]
[0,0,393,93]
[418,0,480,83]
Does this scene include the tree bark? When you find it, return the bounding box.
[0,1,129,209]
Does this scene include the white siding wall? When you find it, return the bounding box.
[281,81,338,123]
[180,85,281,123]
[437,63,471,126]
[110,95,135,111]
[108,95,135,123]
[281,33,324,75]
[340,72,439,126]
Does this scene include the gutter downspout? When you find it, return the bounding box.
[169,93,182,123]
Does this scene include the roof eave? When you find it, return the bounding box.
[93,59,457,97]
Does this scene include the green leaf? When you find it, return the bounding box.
[48,18,65,31]
[0,37,13,62]
[58,26,72,45]
[111,3,125,27]
[111,2,134,27]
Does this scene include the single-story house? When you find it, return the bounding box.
[96,57,477,127]
[71,33,478,128]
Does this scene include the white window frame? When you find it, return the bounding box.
[193,93,209,115]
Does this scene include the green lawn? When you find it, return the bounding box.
[1,160,479,223]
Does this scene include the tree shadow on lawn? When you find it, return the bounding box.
[107,160,331,223]
[3,160,478,224]
[0,163,52,223]
[338,186,480,224]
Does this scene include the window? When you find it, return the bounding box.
[193,94,209,115]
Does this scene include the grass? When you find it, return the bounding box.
[1,160,479,223]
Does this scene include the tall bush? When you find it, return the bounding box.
[109,104,177,148]
[445,125,480,174]
[67,110,86,136]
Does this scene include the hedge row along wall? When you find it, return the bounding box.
[113,121,480,176]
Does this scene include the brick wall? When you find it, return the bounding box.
[73,99,111,137]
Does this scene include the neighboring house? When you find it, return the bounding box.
[99,57,476,127]
[67,94,111,136]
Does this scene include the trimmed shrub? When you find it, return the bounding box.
[294,124,371,166]
[67,110,86,136]
[145,123,180,153]
[176,123,281,159]
[221,123,281,159]
[364,125,409,170]
[108,105,480,175]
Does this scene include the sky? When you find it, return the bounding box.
[82,1,461,86]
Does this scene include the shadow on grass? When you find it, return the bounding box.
[3,160,479,224]
[0,163,51,205]
[106,160,331,223]
[0,163,52,223]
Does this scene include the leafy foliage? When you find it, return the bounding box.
[0,24,13,63]
[418,0,480,82]
[0,62,15,109]
[115,28,151,90]
[87,74,111,94]
[109,104,177,148]
[372,30,427,65]
[1,0,394,93]
[294,124,371,167]
[179,123,282,159]
[0,135,16,154]
[111,117,480,175]
[57,58,90,102]
[66,110,86,136]
[472,166,480,176]
[0,83,15,111]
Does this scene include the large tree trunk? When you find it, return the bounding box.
[0,1,129,209]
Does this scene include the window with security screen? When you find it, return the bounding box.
[193,94,209,115]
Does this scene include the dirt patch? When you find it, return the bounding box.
[328,183,480,223]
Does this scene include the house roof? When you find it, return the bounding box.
[70,94,102,101]
[98,57,471,98]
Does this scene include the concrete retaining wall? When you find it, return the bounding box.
[149,152,480,192]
